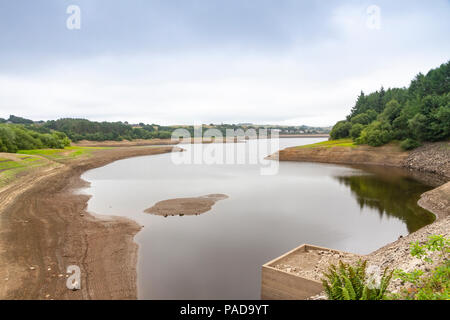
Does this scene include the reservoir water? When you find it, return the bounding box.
[80,138,435,299]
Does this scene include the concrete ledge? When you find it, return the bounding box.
[261,244,346,300]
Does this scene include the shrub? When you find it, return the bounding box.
[400,138,421,150]
[351,113,371,125]
[356,121,392,146]
[0,124,71,153]
[350,123,364,140]
[391,235,449,300]
[330,121,352,140]
[322,260,393,300]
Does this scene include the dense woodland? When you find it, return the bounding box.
[0,123,70,153]
[44,119,173,142]
[330,61,450,149]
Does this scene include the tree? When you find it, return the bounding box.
[351,113,371,125]
[357,121,392,147]
[408,113,428,141]
[330,121,352,140]
[379,99,401,123]
[350,123,364,140]
[331,60,450,145]
[8,115,34,124]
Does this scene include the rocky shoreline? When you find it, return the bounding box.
[275,141,449,299]
[276,141,450,180]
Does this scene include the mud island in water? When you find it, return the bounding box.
[145,194,229,217]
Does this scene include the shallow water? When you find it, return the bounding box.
[81,138,434,299]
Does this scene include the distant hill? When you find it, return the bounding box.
[1,116,331,145]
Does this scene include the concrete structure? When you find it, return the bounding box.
[261,244,345,300]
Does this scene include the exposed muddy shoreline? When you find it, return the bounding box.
[0,146,178,299]
[275,141,449,179]
[0,141,448,300]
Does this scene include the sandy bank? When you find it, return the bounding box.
[0,146,178,300]
[145,194,229,217]
[73,137,242,148]
[74,139,177,147]
[274,143,410,167]
[74,135,330,148]
[274,141,449,179]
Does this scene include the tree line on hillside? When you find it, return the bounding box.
[0,114,332,146]
[44,119,172,142]
[0,124,70,153]
[330,61,450,149]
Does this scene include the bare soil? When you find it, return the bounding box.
[73,137,241,148]
[73,139,177,147]
[0,146,178,300]
[275,143,410,167]
[145,194,228,217]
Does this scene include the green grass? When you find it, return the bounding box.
[0,155,49,187]
[296,139,356,149]
[17,146,111,161]
[0,158,25,170]
[0,146,111,187]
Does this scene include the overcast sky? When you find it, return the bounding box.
[0,0,449,126]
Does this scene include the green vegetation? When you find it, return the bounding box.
[0,146,110,187]
[0,155,49,187]
[400,138,421,151]
[391,235,449,300]
[321,235,449,300]
[322,260,393,300]
[43,119,331,142]
[296,139,355,149]
[7,115,34,124]
[43,118,172,142]
[1,114,331,146]
[330,61,450,149]
[0,123,71,153]
[17,146,110,161]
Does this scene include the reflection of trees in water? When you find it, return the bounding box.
[334,174,435,233]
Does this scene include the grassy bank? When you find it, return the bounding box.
[17,146,111,160]
[295,139,356,149]
[0,146,111,187]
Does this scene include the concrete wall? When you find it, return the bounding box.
[261,244,345,300]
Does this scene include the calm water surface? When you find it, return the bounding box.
[80,138,434,299]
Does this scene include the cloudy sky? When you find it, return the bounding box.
[0,0,449,126]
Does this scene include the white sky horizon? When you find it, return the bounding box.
[0,1,449,127]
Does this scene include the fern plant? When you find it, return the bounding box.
[321,260,393,300]
[392,235,449,300]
